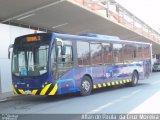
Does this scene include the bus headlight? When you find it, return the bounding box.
[42,85,45,88]
[15,85,17,88]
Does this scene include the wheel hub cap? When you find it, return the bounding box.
[82,81,90,92]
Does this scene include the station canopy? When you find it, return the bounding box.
[0,0,159,54]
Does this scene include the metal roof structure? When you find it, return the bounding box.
[0,0,160,54]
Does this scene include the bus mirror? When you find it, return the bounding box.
[8,52,10,59]
[8,44,13,59]
[57,41,62,46]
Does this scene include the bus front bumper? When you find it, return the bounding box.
[13,83,58,96]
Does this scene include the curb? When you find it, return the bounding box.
[0,92,15,102]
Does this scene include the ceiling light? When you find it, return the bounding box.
[52,23,68,29]
[16,13,35,20]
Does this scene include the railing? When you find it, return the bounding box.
[72,0,160,44]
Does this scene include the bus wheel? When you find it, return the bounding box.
[129,71,139,87]
[80,76,92,96]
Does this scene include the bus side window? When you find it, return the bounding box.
[90,43,102,65]
[62,45,73,64]
[113,44,123,64]
[77,41,90,66]
[102,43,113,64]
[136,45,143,60]
[123,44,135,62]
[143,45,150,59]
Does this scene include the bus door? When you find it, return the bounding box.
[51,40,73,79]
[144,59,151,78]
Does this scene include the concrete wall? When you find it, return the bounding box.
[0,24,42,93]
[0,59,12,93]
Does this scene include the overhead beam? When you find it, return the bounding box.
[1,0,65,23]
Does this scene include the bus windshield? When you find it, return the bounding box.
[12,43,49,77]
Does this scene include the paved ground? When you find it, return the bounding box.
[0,72,160,119]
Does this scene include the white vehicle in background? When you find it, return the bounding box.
[152,58,160,72]
[152,54,160,72]
[152,62,160,71]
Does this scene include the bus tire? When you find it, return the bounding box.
[129,71,139,87]
[80,76,92,96]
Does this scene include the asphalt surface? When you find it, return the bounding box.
[0,72,160,119]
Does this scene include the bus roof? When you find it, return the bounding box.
[53,33,151,46]
[79,33,120,40]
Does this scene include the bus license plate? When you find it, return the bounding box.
[25,90,31,95]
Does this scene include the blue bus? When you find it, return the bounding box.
[9,33,152,96]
